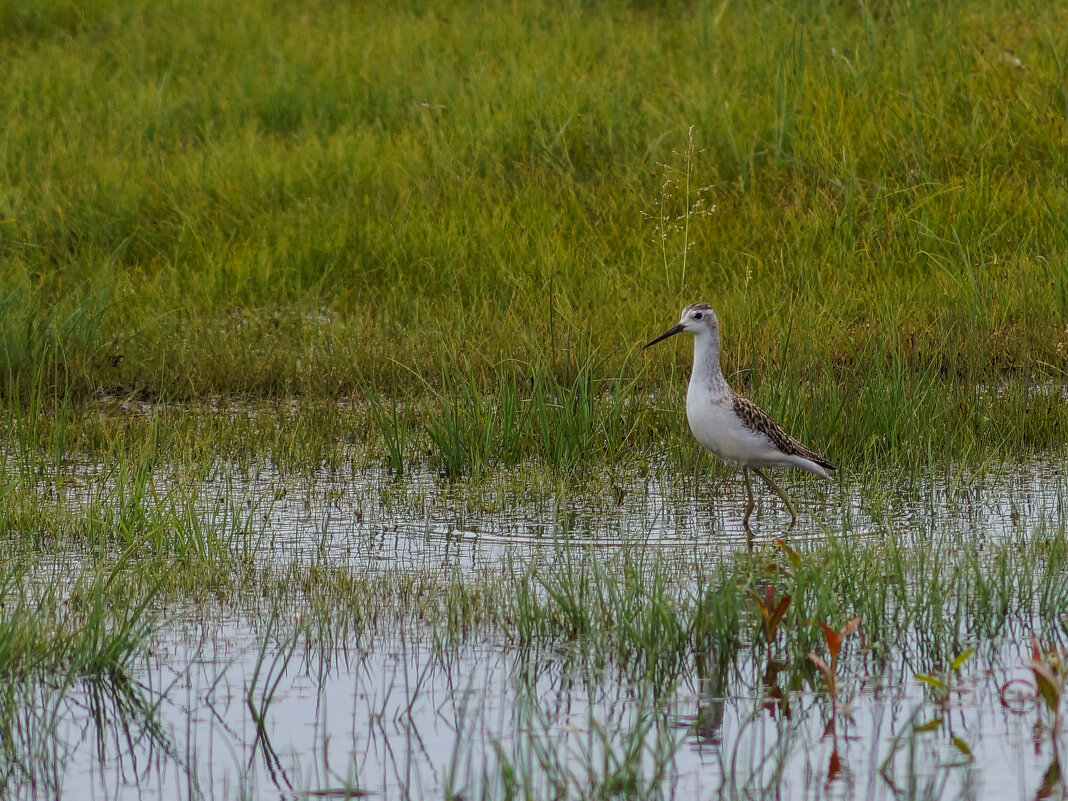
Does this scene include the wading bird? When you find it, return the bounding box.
[644,302,835,528]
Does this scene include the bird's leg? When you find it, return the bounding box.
[753,468,797,528]
[742,468,755,528]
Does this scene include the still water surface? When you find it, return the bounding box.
[22,457,1068,799]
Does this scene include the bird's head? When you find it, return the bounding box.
[643,302,719,349]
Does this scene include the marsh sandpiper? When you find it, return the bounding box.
[644,302,835,528]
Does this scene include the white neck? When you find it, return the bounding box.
[690,329,730,397]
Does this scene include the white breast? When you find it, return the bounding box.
[685,382,779,467]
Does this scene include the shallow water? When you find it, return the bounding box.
[57,455,1068,572]
[16,455,1068,799]
[226,457,1068,563]
[27,618,1068,800]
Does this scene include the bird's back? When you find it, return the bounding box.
[730,394,835,473]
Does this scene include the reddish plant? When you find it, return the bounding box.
[750,585,792,645]
[808,618,860,699]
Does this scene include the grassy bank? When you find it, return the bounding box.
[2,0,1067,466]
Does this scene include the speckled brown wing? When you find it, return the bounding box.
[731,394,836,471]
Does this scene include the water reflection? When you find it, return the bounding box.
[52,456,1068,576]
[11,455,1067,799]
[5,616,1067,800]
[0,672,174,799]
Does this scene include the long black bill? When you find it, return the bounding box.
[643,323,686,350]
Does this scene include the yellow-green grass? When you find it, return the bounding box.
[1,0,1066,469]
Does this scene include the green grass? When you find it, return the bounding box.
[279,515,1068,679]
[0,557,164,795]
[0,562,155,679]
[2,3,1068,794]
[2,0,1067,470]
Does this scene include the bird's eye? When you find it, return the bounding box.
[693,312,703,320]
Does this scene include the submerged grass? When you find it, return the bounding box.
[0,561,157,681]
[2,387,1065,662]
[283,518,1068,687]
[0,556,160,788]
[0,411,1063,796]
[6,425,1063,687]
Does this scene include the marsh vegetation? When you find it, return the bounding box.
[2,0,1068,797]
